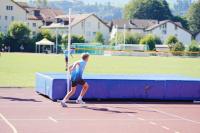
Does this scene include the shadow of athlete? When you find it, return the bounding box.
[60,53,90,107]
[0,96,42,102]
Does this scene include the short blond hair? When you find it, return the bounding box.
[81,53,90,60]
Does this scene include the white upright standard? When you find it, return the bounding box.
[67,8,72,94]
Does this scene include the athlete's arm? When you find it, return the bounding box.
[69,62,80,72]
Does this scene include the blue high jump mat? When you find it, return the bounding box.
[35,73,200,101]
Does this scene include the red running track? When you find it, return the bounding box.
[0,88,200,133]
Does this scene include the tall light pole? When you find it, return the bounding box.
[56,27,58,53]
[115,25,118,45]
[124,24,126,44]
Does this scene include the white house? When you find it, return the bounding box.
[195,30,200,43]
[0,0,28,34]
[16,3,65,36]
[111,19,192,45]
[41,14,110,45]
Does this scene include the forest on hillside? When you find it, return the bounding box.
[27,0,196,22]
[29,1,123,22]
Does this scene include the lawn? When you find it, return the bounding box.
[0,53,200,87]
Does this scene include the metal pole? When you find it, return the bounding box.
[124,24,126,44]
[121,32,122,44]
[115,25,118,45]
[67,8,72,94]
[56,27,58,53]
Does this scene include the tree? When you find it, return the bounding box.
[139,35,156,50]
[125,30,137,44]
[171,15,189,30]
[61,34,68,45]
[0,32,4,46]
[35,0,42,8]
[123,0,172,21]
[35,0,49,8]
[9,21,31,42]
[160,0,173,20]
[94,31,105,45]
[187,0,200,33]
[165,35,178,44]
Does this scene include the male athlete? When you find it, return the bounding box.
[64,49,73,71]
[60,53,90,107]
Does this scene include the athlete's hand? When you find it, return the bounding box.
[69,67,75,73]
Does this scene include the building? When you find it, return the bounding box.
[16,3,65,36]
[0,0,28,34]
[111,19,193,45]
[195,30,200,43]
[41,14,110,45]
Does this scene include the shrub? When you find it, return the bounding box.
[139,35,155,50]
[168,42,185,56]
[154,35,162,44]
[165,35,178,44]
[139,38,146,44]
[185,40,200,56]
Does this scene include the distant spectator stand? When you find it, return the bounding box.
[36,38,54,54]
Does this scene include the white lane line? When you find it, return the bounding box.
[174,131,180,133]
[48,117,58,123]
[0,106,62,108]
[0,118,183,121]
[138,118,145,121]
[0,113,17,133]
[161,126,170,130]
[129,102,200,125]
[127,114,134,117]
[149,122,157,125]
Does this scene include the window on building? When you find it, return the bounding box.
[61,21,64,25]
[175,25,177,30]
[32,31,36,36]
[11,16,14,21]
[43,21,46,26]
[98,22,100,29]
[81,21,84,29]
[6,6,13,10]
[87,22,91,27]
[66,31,68,34]
[0,16,1,20]
[87,31,90,36]
[93,32,96,36]
[162,30,167,34]
[33,23,36,27]
[5,16,7,20]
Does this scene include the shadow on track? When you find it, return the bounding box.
[0,96,42,102]
[81,106,137,114]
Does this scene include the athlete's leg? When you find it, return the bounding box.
[64,86,76,101]
[80,82,89,97]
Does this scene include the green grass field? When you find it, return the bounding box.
[0,53,200,87]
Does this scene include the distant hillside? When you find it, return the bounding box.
[14,0,193,4]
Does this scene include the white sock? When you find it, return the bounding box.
[62,99,67,103]
[78,96,82,100]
